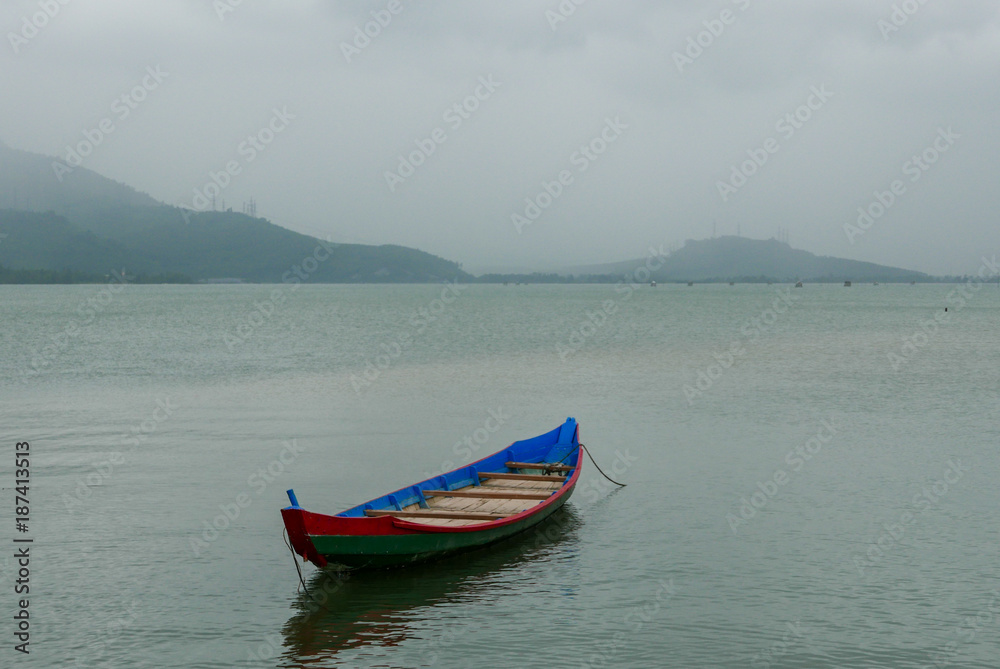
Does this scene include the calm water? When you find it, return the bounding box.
[1,282,999,668]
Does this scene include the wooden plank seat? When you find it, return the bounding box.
[424,488,551,500]
[479,472,566,483]
[505,461,573,472]
[364,508,505,521]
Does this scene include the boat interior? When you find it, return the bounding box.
[362,463,573,527]
[335,418,582,527]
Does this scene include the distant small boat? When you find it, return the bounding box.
[650,281,657,287]
[282,418,583,570]
[687,281,694,287]
[795,281,803,288]
[844,281,852,287]
[873,281,879,286]
[729,282,735,286]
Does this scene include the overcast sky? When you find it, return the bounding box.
[2,1,998,274]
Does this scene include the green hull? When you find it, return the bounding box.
[310,495,568,569]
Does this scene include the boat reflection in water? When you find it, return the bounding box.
[280,505,582,666]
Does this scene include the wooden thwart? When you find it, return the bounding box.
[364,508,504,521]
[425,489,551,500]
[479,472,565,483]
[505,461,573,472]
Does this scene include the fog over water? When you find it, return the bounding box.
[2,1,998,274]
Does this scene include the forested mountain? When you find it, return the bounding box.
[0,142,469,283]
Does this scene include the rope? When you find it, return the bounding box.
[551,443,580,468]
[282,528,311,595]
[549,444,625,488]
[580,444,628,487]
[283,528,336,613]
[548,443,626,487]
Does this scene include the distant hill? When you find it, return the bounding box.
[0,210,132,272]
[0,212,189,284]
[0,143,470,283]
[0,142,159,224]
[565,236,930,283]
[0,142,934,285]
[0,208,469,282]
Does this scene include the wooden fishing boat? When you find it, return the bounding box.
[281,417,583,570]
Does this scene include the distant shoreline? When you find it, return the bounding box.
[1,274,991,286]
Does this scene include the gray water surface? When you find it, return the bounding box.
[1,283,998,668]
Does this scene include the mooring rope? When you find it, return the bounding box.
[283,527,357,616]
[550,443,628,487]
[282,528,313,596]
[580,444,628,487]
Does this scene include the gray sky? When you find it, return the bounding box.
[2,0,998,274]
